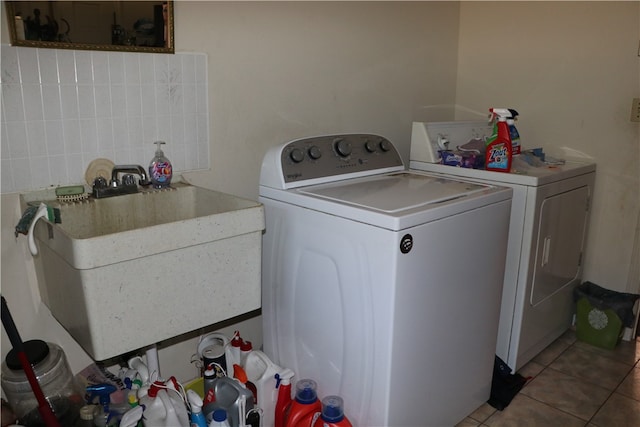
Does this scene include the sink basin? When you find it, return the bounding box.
[23,183,264,360]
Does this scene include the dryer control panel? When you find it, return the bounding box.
[265,134,404,187]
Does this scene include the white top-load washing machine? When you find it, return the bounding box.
[410,121,596,372]
[260,134,512,426]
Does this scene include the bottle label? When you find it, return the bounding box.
[486,143,510,170]
[509,125,521,155]
[151,161,172,183]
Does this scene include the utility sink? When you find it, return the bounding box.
[23,183,264,360]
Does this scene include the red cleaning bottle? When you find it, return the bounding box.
[485,108,513,173]
[283,378,321,427]
[274,369,294,427]
[311,395,353,427]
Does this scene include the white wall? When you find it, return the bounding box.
[1,1,461,382]
[0,47,209,194]
[456,1,640,294]
[176,1,461,200]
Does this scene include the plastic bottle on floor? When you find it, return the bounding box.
[209,409,231,427]
[274,369,294,427]
[283,379,321,427]
[311,395,353,427]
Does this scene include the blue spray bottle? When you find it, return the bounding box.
[507,109,521,155]
[187,389,207,427]
[85,384,127,427]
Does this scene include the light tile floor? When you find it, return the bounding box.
[457,330,640,427]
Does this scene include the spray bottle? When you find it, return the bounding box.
[85,384,128,427]
[187,389,208,427]
[485,108,513,173]
[507,108,521,155]
[274,369,294,427]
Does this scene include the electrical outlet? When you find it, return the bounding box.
[632,98,640,123]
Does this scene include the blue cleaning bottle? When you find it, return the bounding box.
[507,109,521,155]
[187,389,207,427]
[85,384,126,427]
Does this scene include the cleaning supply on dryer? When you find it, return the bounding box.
[148,141,173,188]
[188,389,208,427]
[485,108,513,173]
[507,109,521,155]
[283,379,322,427]
[311,395,353,427]
[274,369,294,427]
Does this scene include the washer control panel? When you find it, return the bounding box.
[279,134,404,183]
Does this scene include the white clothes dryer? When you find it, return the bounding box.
[410,121,596,371]
[260,134,512,426]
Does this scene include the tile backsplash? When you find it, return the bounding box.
[1,46,209,194]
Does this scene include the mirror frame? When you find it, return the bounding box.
[5,1,174,54]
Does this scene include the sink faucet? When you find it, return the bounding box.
[110,165,151,187]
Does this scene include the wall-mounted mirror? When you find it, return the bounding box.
[5,1,174,53]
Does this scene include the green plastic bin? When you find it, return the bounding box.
[575,297,623,350]
[574,282,639,350]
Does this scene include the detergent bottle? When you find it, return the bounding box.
[283,379,322,427]
[274,369,294,427]
[485,108,513,173]
[311,395,353,427]
[243,350,284,427]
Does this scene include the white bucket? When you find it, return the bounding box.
[197,333,237,378]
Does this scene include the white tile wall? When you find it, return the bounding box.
[0,45,209,194]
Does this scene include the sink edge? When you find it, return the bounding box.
[35,204,265,270]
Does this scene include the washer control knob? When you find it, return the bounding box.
[334,138,352,157]
[364,140,377,153]
[289,148,304,163]
[379,139,392,152]
[308,146,322,160]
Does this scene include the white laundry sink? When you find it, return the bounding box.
[23,183,264,360]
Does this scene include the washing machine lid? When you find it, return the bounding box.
[261,171,512,230]
[299,172,486,212]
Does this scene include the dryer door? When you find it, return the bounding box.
[530,184,591,306]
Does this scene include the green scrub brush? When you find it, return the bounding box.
[55,185,88,202]
[14,203,61,237]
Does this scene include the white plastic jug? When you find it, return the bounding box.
[138,382,189,427]
[243,350,285,427]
